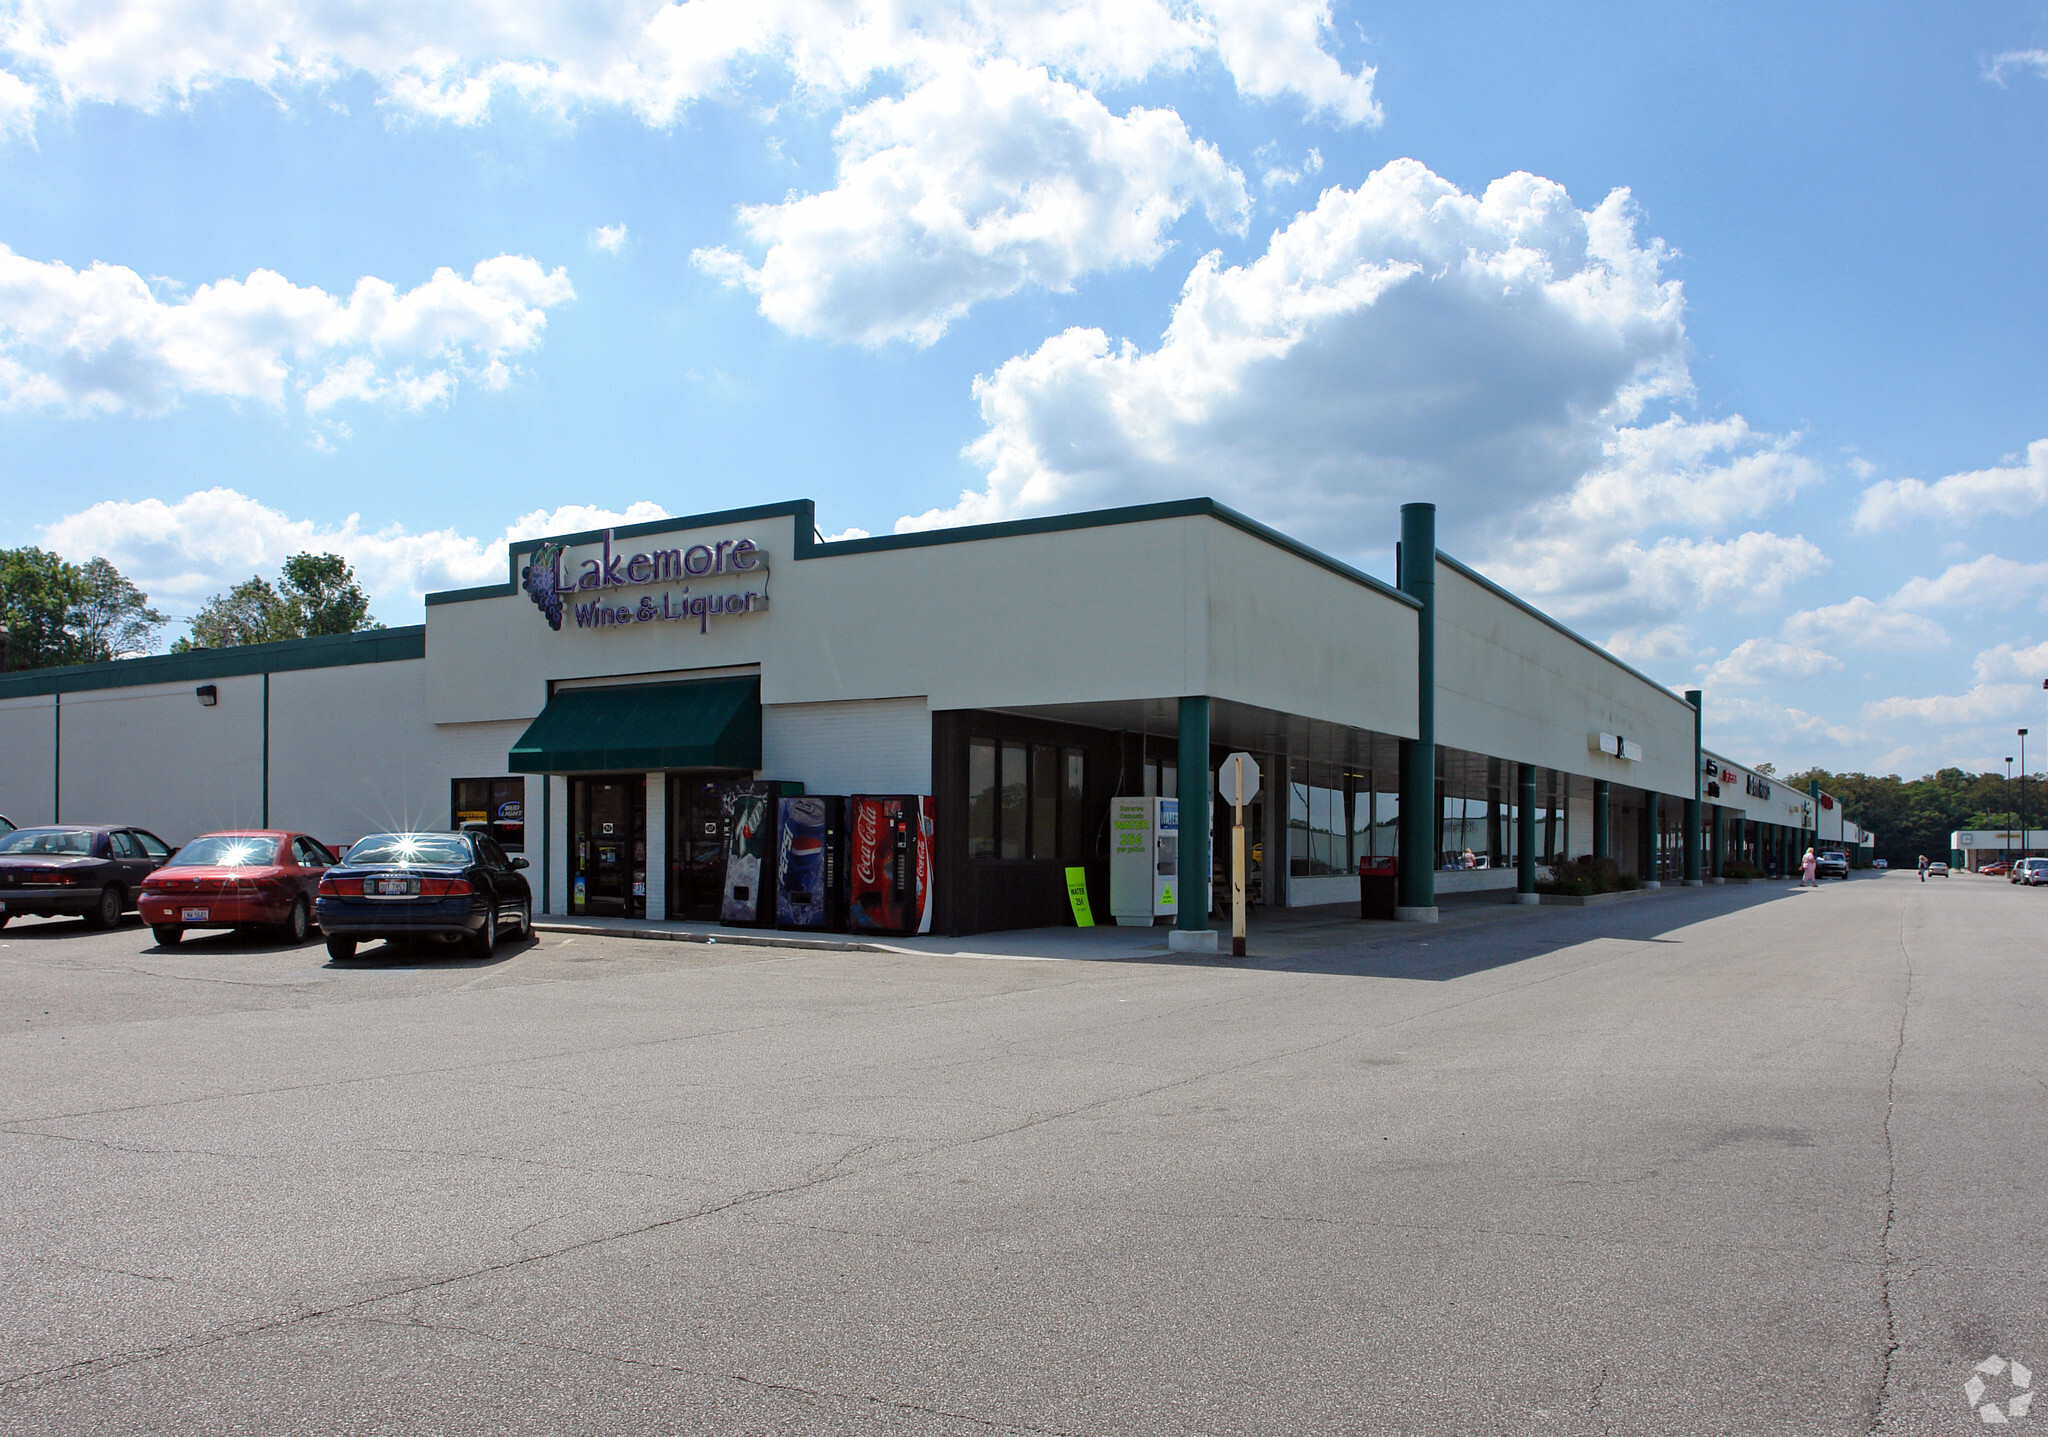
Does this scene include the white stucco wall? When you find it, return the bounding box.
[0,695,56,827]
[55,675,266,837]
[1433,557,1697,800]
[761,697,932,795]
[425,509,1422,740]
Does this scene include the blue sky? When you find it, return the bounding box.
[3,0,2046,779]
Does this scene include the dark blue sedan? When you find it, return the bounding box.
[316,831,532,960]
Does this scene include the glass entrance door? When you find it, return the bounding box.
[571,776,646,917]
[667,774,749,920]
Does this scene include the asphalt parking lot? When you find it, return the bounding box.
[2,872,2042,1435]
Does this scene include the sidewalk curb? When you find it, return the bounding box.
[532,921,891,955]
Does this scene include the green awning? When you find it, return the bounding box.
[508,676,761,773]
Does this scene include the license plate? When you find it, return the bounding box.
[181,908,209,922]
[369,877,416,896]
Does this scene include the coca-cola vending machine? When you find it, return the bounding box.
[775,795,846,932]
[720,781,804,926]
[846,794,934,936]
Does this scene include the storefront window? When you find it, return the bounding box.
[1370,790,1399,857]
[1287,760,1362,876]
[1030,743,1058,860]
[1000,742,1027,859]
[1061,749,1086,861]
[451,777,526,852]
[968,741,998,859]
[971,737,1086,863]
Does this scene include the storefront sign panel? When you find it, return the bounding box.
[522,529,769,634]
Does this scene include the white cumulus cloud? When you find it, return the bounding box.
[900,158,1688,541]
[1852,438,2048,530]
[1481,414,1826,627]
[1703,637,1843,688]
[1988,49,2048,84]
[591,223,630,253]
[1886,553,2048,612]
[0,0,1377,129]
[38,488,671,623]
[0,245,573,417]
[1778,596,1948,652]
[694,59,1248,345]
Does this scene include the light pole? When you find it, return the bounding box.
[2009,757,2017,855]
[2023,728,2032,859]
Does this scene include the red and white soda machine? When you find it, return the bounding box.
[846,795,934,936]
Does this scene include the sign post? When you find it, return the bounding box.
[1218,752,1261,958]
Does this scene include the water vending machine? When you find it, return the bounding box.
[1108,796,1179,925]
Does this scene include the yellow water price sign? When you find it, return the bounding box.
[1065,867,1096,927]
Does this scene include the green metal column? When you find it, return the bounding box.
[1396,503,1437,919]
[1808,778,1822,860]
[1516,763,1537,903]
[1593,779,1611,860]
[1176,695,1211,937]
[1710,804,1723,878]
[1684,689,1703,884]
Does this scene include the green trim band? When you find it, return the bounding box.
[0,626,425,700]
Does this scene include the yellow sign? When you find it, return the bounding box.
[1065,867,1095,927]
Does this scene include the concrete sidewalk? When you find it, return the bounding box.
[533,879,1727,964]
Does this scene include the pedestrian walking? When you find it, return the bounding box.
[1800,847,1818,886]
[1918,854,1928,882]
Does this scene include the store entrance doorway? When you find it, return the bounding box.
[571,776,646,917]
[667,773,753,920]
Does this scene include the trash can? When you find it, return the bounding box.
[1359,855,1397,921]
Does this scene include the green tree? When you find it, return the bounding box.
[279,552,379,636]
[74,557,167,660]
[176,577,296,650]
[0,547,85,669]
[173,552,381,651]
[1,548,169,670]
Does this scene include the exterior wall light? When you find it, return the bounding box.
[196,684,218,707]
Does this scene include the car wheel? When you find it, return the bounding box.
[151,925,183,946]
[325,935,357,961]
[86,885,123,929]
[468,908,498,959]
[279,898,311,945]
[515,900,533,940]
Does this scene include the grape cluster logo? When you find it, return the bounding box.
[1966,1355,2033,1425]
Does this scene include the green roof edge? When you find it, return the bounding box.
[424,496,1419,611]
[0,626,426,699]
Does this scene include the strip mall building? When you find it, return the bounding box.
[0,499,1869,942]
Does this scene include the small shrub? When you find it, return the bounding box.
[1537,855,1636,896]
[1719,859,1763,880]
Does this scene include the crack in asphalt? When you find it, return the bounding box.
[1866,890,1913,1435]
[340,1312,1095,1436]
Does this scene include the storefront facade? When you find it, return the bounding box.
[0,496,1843,935]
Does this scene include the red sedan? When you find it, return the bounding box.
[139,831,342,946]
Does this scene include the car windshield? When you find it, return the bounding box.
[0,828,95,856]
[169,836,281,868]
[347,833,471,867]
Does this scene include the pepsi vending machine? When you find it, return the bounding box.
[775,796,846,931]
[720,781,804,926]
[846,795,935,936]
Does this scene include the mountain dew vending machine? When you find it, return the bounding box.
[775,795,846,932]
[720,780,805,926]
[846,795,934,936]
[1109,796,1179,925]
